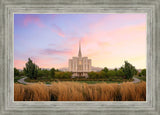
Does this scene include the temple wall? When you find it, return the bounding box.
[68,56,92,77]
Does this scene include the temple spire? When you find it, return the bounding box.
[78,40,82,57]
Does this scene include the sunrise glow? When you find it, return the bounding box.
[14,14,146,69]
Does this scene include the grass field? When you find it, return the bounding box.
[14,81,146,101]
[45,81,123,84]
[24,77,133,84]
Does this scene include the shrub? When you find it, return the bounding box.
[55,72,72,79]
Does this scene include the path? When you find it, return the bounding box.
[17,77,141,86]
[17,77,51,86]
[132,77,141,83]
[17,77,33,85]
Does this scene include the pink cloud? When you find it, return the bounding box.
[90,14,146,31]
[14,60,26,69]
[24,15,45,28]
[30,56,68,69]
[52,24,65,37]
[67,20,146,69]
[40,48,72,55]
[15,14,146,69]
[14,56,68,69]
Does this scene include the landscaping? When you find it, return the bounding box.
[14,59,145,84]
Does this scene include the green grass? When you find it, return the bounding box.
[74,80,123,84]
[43,81,123,84]
[24,76,133,84]
[25,78,124,84]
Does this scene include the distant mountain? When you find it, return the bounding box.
[91,66,103,72]
[58,67,69,72]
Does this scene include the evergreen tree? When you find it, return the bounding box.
[122,61,136,79]
[23,58,39,79]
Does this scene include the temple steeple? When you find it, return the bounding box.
[69,40,92,78]
[78,40,82,57]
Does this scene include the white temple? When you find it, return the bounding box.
[68,41,92,78]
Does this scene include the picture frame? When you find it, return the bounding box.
[0,0,160,115]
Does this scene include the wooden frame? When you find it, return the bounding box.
[0,0,160,115]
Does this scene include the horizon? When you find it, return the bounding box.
[14,14,146,70]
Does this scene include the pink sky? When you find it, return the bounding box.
[14,14,146,69]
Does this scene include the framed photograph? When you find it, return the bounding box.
[14,13,147,102]
[0,0,160,115]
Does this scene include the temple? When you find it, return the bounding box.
[68,41,92,78]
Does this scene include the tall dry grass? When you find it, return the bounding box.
[14,81,146,101]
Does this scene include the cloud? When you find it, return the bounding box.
[29,56,68,69]
[40,48,72,55]
[14,14,146,69]
[23,15,45,27]
[52,24,65,37]
[14,60,26,69]
[97,41,110,47]
[90,14,146,31]
[70,21,146,69]
[48,43,56,46]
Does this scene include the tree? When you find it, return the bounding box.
[102,67,109,73]
[54,72,72,79]
[98,71,106,78]
[114,68,118,71]
[14,68,20,77]
[122,61,136,79]
[140,69,146,76]
[116,69,125,77]
[37,68,44,77]
[50,68,55,78]
[88,71,98,79]
[55,69,60,72]
[19,70,25,76]
[114,68,118,76]
[101,67,109,77]
[23,58,39,79]
[106,70,116,77]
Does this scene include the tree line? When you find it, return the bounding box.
[14,58,146,80]
[14,58,72,79]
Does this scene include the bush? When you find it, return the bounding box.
[37,69,50,78]
[106,70,116,77]
[116,69,125,77]
[54,72,72,79]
